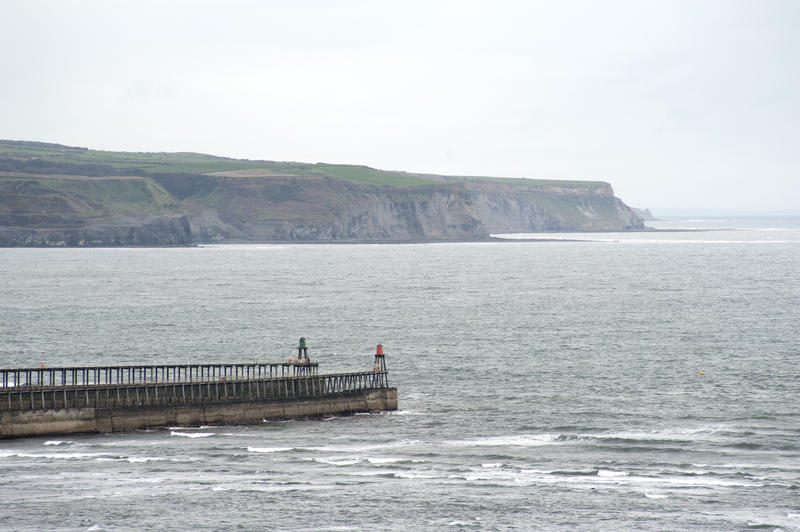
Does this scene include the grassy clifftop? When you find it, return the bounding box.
[0,140,606,189]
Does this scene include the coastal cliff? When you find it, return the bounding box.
[184,176,641,242]
[0,140,643,245]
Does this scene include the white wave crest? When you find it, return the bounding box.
[247,446,292,453]
[447,434,558,447]
[597,469,628,477]
[306,439,424,453]
[311,456,362,466]
[170,431,214,438]
[0,451,113,460]
[367,457,407,464]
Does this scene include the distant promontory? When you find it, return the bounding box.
[0,140,644,246]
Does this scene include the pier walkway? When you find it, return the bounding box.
[0,362,389,412]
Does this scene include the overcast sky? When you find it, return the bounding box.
[1,1,798,211]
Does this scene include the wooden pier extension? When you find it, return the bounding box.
[0,361,397,439]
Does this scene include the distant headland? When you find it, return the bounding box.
[0,140,644,246]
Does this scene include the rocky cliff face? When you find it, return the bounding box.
[466,181,643,233]
[0,176,192,246]
[0,214,192,247]
[178,176,643,242]
[0,173,643,246]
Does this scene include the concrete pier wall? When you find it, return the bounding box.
[1,388,397,439]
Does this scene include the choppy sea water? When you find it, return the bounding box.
[0,217,798,531]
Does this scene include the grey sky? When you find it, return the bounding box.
[1,1,798,211]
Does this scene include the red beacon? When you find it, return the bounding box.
[373,344,386,372]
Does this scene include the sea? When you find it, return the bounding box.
[0,217,798,531]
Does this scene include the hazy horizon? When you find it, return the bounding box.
[1,1,798,211]
[650,207,800,217]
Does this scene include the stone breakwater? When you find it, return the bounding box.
[0,362,397,439]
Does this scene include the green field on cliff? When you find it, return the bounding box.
[0,140,605,189]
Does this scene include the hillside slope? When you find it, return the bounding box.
[0,141,643,246]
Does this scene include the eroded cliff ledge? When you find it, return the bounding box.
[183,176,642,243]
